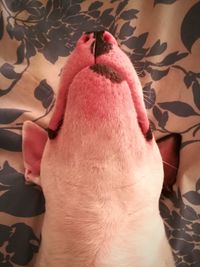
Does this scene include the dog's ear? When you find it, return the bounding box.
[22,121,48,185]
[157,134,181,191]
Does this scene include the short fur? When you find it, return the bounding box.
[23,31,175,267]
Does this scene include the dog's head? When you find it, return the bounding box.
[23,32,177,213]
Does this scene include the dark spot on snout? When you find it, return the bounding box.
[90,64,123,83]
[86,31,113,58]
[94,31,113,57]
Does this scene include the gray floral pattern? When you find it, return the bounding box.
[0,0,200,266]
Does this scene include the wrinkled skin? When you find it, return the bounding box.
[23,32,175,267]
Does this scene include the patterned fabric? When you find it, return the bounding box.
[0,0,199,266]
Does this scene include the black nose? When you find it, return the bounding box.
[94,31,113,57]
[85,31,113,58]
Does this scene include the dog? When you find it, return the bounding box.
[23,31,175,267]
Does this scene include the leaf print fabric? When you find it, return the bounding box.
[0,0,200,266]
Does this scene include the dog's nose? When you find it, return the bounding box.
[82,31,117,58]
[94,31,117,58]
[95,31,118,45]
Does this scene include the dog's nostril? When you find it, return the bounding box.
[83,35,90,43]
[103,31,118,45]
[78,32,94,44]
[103,32,111,43]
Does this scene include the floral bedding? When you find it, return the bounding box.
[0,0,200,266]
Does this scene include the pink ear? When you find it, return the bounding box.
[22,121,48,185]
[157,134,181,191]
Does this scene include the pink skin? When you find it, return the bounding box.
[23,32,175,266]
[48,32,149,136]
[95,32,150,135]
[48,33,95,133]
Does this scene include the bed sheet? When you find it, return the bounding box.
[0,0,200,266]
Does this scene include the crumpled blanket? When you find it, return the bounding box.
[0,1,200,266]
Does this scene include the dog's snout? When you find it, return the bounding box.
[82,31,117,58]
